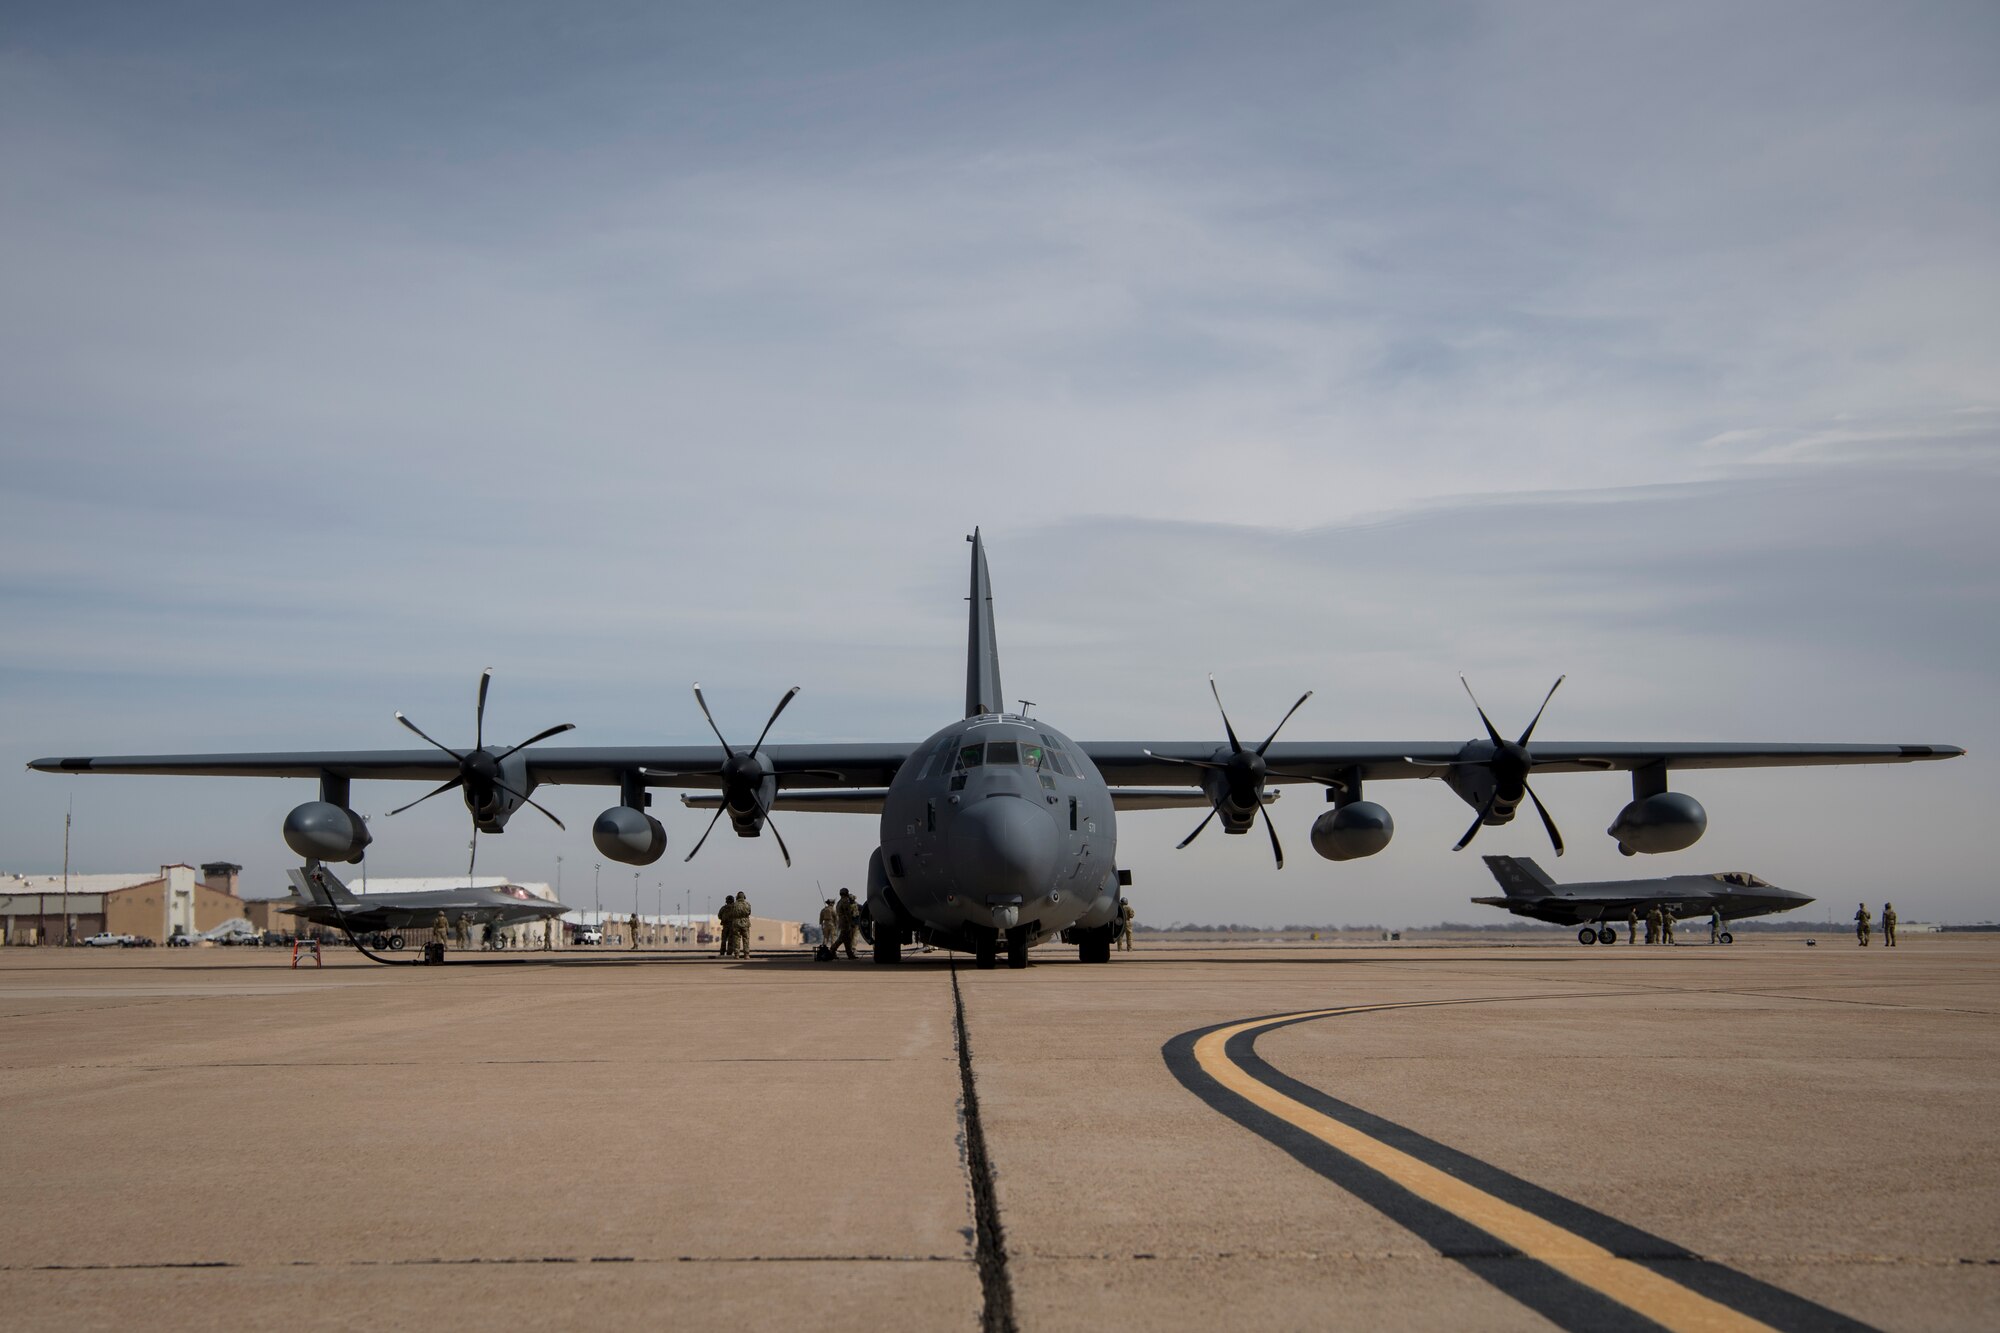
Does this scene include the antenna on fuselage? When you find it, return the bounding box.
[1018,700,1035,718]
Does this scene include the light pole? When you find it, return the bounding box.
[593,862,602,939]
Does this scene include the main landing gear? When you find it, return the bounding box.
[1006,926,1029,970]
[873,927,902,965]
[1577,926,1617,945]
[369,933,407,952]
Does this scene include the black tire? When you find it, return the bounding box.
[1006,928,1029,970]
[1720,931,1734,945]
[1578,927,1597,945]
[974,936,998,970]
[370,933,389,951]
[874,928,902,965]
[1080,935,1111,964]
[1597,926,1617,945]
[387,934,406,952]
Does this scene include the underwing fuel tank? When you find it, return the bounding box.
[1608,792,1707,855]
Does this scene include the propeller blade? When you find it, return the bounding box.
[395,712,464,761]
[1458,675,1506,748]
[748,686,801,758]
[1255,690,1314,756]
[475,668,492,750]
[1176,802,1222,851]
[1525,783,1565,857]
[493,722,577,762]
[750,794,793,868]
[1142,749,1227,772]
[492,778,568,831]
[1257,800,1285,869]
[1453,795,1498,852]
[683,803,727,862]
[1208,675,1244,753]
[1517,675,1566,747]
[691,684,732,752]
[468,826,479,880]
[386,776,464,817]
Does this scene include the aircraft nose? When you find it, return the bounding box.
[949,796,1059,905]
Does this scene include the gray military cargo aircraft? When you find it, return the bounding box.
[29,530,1963,969]
[284,863,568,951]
[1475,854,1813,943]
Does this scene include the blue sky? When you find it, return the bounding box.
[3,3,1995,924]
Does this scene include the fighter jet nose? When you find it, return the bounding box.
[949,795,1059,903]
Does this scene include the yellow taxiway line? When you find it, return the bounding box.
[1194,1003,1777,1333]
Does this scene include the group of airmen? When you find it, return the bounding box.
[716,893,755,958]
[1627,905,1705,945]
[1855,901,1898,947]
[814,888,861,960]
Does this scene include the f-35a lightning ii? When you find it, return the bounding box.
[1475,854,1813,944]
[284,863,568,951]
[30,530,1961,970]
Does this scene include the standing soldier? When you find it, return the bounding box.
[1882,902,1898,948]
[453,913,471,948]
[1118,898,1136,950]
[434,909,450,950]
[1626,907,1637,945]
[717,895,736,957]
[735,895,753,959]
[1855,901,1872,946]
[834,887,859,960]
[818,899,838,958]
[1645,906,1660,945]
[542,918,553,951]
[629,912,641,952]
[1710,907,1723,944]
[1661,906,1676,945]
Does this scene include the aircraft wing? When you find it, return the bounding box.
[27,744,917,790]
[683,790,890,814]
[1078,741,1964,788]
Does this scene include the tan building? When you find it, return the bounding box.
[1,863,245,944]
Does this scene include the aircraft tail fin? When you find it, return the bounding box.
[965,528,1005,718]
[1481,855,1556,899]
[287,863,359,909]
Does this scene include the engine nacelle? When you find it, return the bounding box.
[282,802,372,863]
[1311,801,1395,861]
[1608,792,1707,855]
[592,806,668,865]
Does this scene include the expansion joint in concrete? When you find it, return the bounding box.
[951,964,1017,1333]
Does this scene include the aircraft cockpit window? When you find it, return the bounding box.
[957,745,985,770]
[987,741,1022,765]
[1022,745,1045,770]
[1039,734,1074,777]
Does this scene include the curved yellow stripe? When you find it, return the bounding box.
[1195,1005,1775,1333]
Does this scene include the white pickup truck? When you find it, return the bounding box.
[84,932,138,948]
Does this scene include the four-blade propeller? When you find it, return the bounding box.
[386,669,574,875]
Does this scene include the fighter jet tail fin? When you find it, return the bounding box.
[1481,855,1556,899]
[965,528,1005,718]
[287,863,360,909]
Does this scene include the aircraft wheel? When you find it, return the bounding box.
[873,928,902,965]
[1080,935,1111,964]
[1720,931,1734,945]
[370,933,389,951]
[974,933,997,970]
[1597,926,1617,945]
[1006,927,1029,970]
[1578,927,1597,945]
[388,934,405,952]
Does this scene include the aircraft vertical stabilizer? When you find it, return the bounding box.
[287,863,359,908]
[965,528,1005,717]
[1481,855,1556,899]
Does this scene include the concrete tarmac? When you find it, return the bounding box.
[3,935,1995,1330]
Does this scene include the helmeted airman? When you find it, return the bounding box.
[1882,902,1898,947]
[834,888,859,960]
[1118,899,1136,950]
[1855,901,1872,946]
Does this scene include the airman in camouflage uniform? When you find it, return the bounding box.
[1626,907,1637,944]
[434,910,450,948]
[1855,902,1871,946]
[734,895,753,958]
[834,888,859,960]
[1118,899,1136,950]
[1645,906,1660,945]
[1882,902,1897,947]
[1710,907,1723,944]
[818,899,838,954]
[717,894,736,956]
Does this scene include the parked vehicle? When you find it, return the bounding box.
[83,932,137,948]
[575,926,604,945]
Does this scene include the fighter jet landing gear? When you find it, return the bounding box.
[1006,926,1030,970]
[1577,926,1616,944]
[1596,926,1616,945]
[368,932,407,952]
[1578,927,1596,944]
